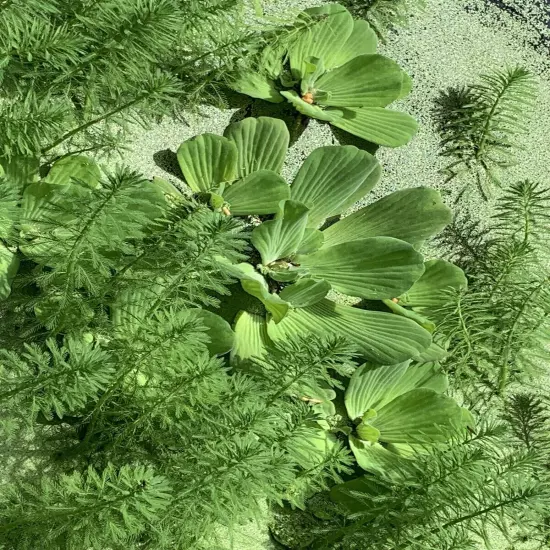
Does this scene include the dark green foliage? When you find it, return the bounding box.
[340,0,426,39]
[0,167,354,548]
[504,393,550,453]
[276,423,550,549]
[434,67,537,199]
[0,0,272,169]
[435,180,550,393]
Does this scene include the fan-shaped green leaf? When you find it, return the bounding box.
[345,361,449,422]
[322,188,452,249]
[291,146,380,228]
[345,362,410,420]
[189,309,234,356]
[330,20,378,69]
[296,228,324,255]
[281,91,343,121]
[177,134,237,193]
[279,278,331,308]
[329,106,418,147]
[152,176,182,198]
[45,155,101,188]
[399,259,467,307]
[0,244,19,300]
[349,436,413,478]
[370,388,463,443]
[231,311,271,364]
[224,117,290,177]
[383,298,436,332]
[267,299,431,365]
[251,200,309,265]
[315,55,405,108]
[230,72,283,103]
[223,170,290,215]
[398,362,449,395]
[290,4,354,79]
[297,237,425,300]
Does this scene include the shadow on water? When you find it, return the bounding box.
[152,149,183,181]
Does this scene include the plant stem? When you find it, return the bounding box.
[498,278,548,395]
[41,95,146,154]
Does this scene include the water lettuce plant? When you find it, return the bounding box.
[176,117,466,367]
[344,359,471,476]
[230,4,417,147]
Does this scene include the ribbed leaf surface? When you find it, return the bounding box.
[267,298,431,365]
[0,244,19,300]
[297,237,425,299]
[290,4,354,79]
[223,170,290,215]
[316,55,405,108]
[230,311,270,364]
[224,117,289,177]
[371,388,463,443]
[252,200,309,265]
[330,107,418,147]
[291,146,380,228]
[399,259,467,307]
[322,188,452,248]
[177,134,237,193]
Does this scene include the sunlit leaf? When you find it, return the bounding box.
[267,299,431,364]
[291,145,380,228]
[297,237,425,299]
[315,55,405,108]
[399,259,467,307]
[322,188,452,248]
[0,244,19,300]
[279,278,331,308]
[177,134,237,193]
[224,117,290,177]
[251,200,309,265]
[329,106,418,147]
[223,170,290,215]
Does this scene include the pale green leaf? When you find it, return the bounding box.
[230,311,270,364]
[345,362,410,420]
[224,117,289,177]
[230,72,283,103]
[0,244,19,300]
[234,263,289,323]
[329,106,418,147]
[349,436,413,478]
[322,188,452,249]
[177,134,237,193]
[251,200,309,265]
[329,20,378,69]
[45,155,101,188]
[315,55,406,108]
[290,4,354,79]
[297,237,425,300]
[296,228,324,255]
[370,388,463,443]
[291,145,380,228]
[383,298,436,332]
[287,427,338,470]
[267,298,431,365]
[152,176,182,198]
[223,170,290,215]
[279,278,331,308]
[399,259,467,307]
[189,309,234,356]
[345,361,449,420]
